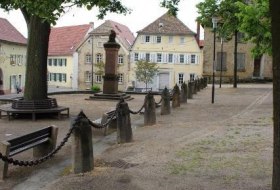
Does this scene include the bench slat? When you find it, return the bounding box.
[9,138,49,157]
[8,127,51,152]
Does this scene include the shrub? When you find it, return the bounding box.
[91,85,100,92]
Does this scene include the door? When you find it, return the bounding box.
[159,73,170,90]
[253,57,261,77]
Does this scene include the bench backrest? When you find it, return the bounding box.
[12,99,58,110]
[7,127,52,157]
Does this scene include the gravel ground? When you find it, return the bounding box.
[0,83,273,190]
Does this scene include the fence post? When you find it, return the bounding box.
[117,99,133,143]
[188,81,193,99]
[72,111,94,174]
[144,93,156,126]
[33,126,58,158]
[180,82,188,103]
[172,84,180,108]
[161,87,171,115]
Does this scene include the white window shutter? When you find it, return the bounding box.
[184,54,188,64]
[151,53,155,62]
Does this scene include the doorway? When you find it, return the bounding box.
[253,57,261,77]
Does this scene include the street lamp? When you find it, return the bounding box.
[212,16,219,104]
[219,37,224,88]
[91,34,94,87]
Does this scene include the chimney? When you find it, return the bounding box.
[89,22,94,29]
[196,22,200,45]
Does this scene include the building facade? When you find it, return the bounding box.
[203,27,272,82]
[47,24,93,89]
[130,13,203,91]
[76,20,135,91]
[0,18,27,94]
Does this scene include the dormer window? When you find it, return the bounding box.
[145,35,150,43]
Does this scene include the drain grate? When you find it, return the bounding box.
[108,159,138,169]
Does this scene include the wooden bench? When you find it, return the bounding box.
[0,126,58,179]
[93,110,117,136]
[0,99,69,121]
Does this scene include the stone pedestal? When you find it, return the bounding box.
[103,43,120,94]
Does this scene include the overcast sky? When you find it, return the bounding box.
[0,0,203,38]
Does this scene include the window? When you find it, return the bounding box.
[51,73,55,81]
[96,75,102,83]
[237,53,246,71]
[17,55,23,65]
[145,53,150,62]
[169,36,173,43]
[237,32,245,43]
[58,59,63,66]
[10,55,16,66]
[48,59,52,66]
[85,54,92,64]
[180,37,185,44]
[62,59,67,66]
[178,73,184,85]
[168,54,173,63]
[53,59,57,66]
[179,54,184,63]
[118,73,123,84]
[85,71,91,82]
[156,36,161,43]
[118,55,124,64]
[96,53,102,63]
[190,73,195,81]
[62,74,66,82]
[134,53,139,62]
[216,52,227,71]
[191,55,196,64]
[145,35,150,43]
[157,53,162,63]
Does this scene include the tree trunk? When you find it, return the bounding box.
[271,0,280,189]
[23,14,50,100]
[233,30,238,88]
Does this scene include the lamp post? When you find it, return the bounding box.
[219,37,224,88]
[212,17,218,104]
[91,34,94,87]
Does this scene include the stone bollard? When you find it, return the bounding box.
[204,77,208,88]
[188,81,194,99]
[172,84,180,108]
[72,112,94,174]
[144,93,156,126]
[193,80,198,94]
[117,99,133,143]
[180,82,188,103]
[161,87,171,115]
[196,79,201,92]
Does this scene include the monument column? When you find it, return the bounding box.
[103,30,120,94]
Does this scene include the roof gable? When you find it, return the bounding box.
[48,24,92,56]
[138,12,194,35]
[90,20,135,49]
[0,18,27,45]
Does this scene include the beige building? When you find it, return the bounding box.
[0,18,27,94]
[203,27,272,82]
[48,24,93,89]
[76,20,135,91]
[130,13,203,91]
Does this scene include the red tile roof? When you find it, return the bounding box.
[90,20,135,49]
[0,18,27,45]
[48,24,92,56]
[138,12,194,35]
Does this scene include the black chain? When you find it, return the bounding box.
[0,126,75,166]
[129,98,146,115]
[155,98,162,105]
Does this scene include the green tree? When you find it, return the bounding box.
[236,0,271,57]
[0,0,129,100]
[135,60,159,91]
[197,0,243,88]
